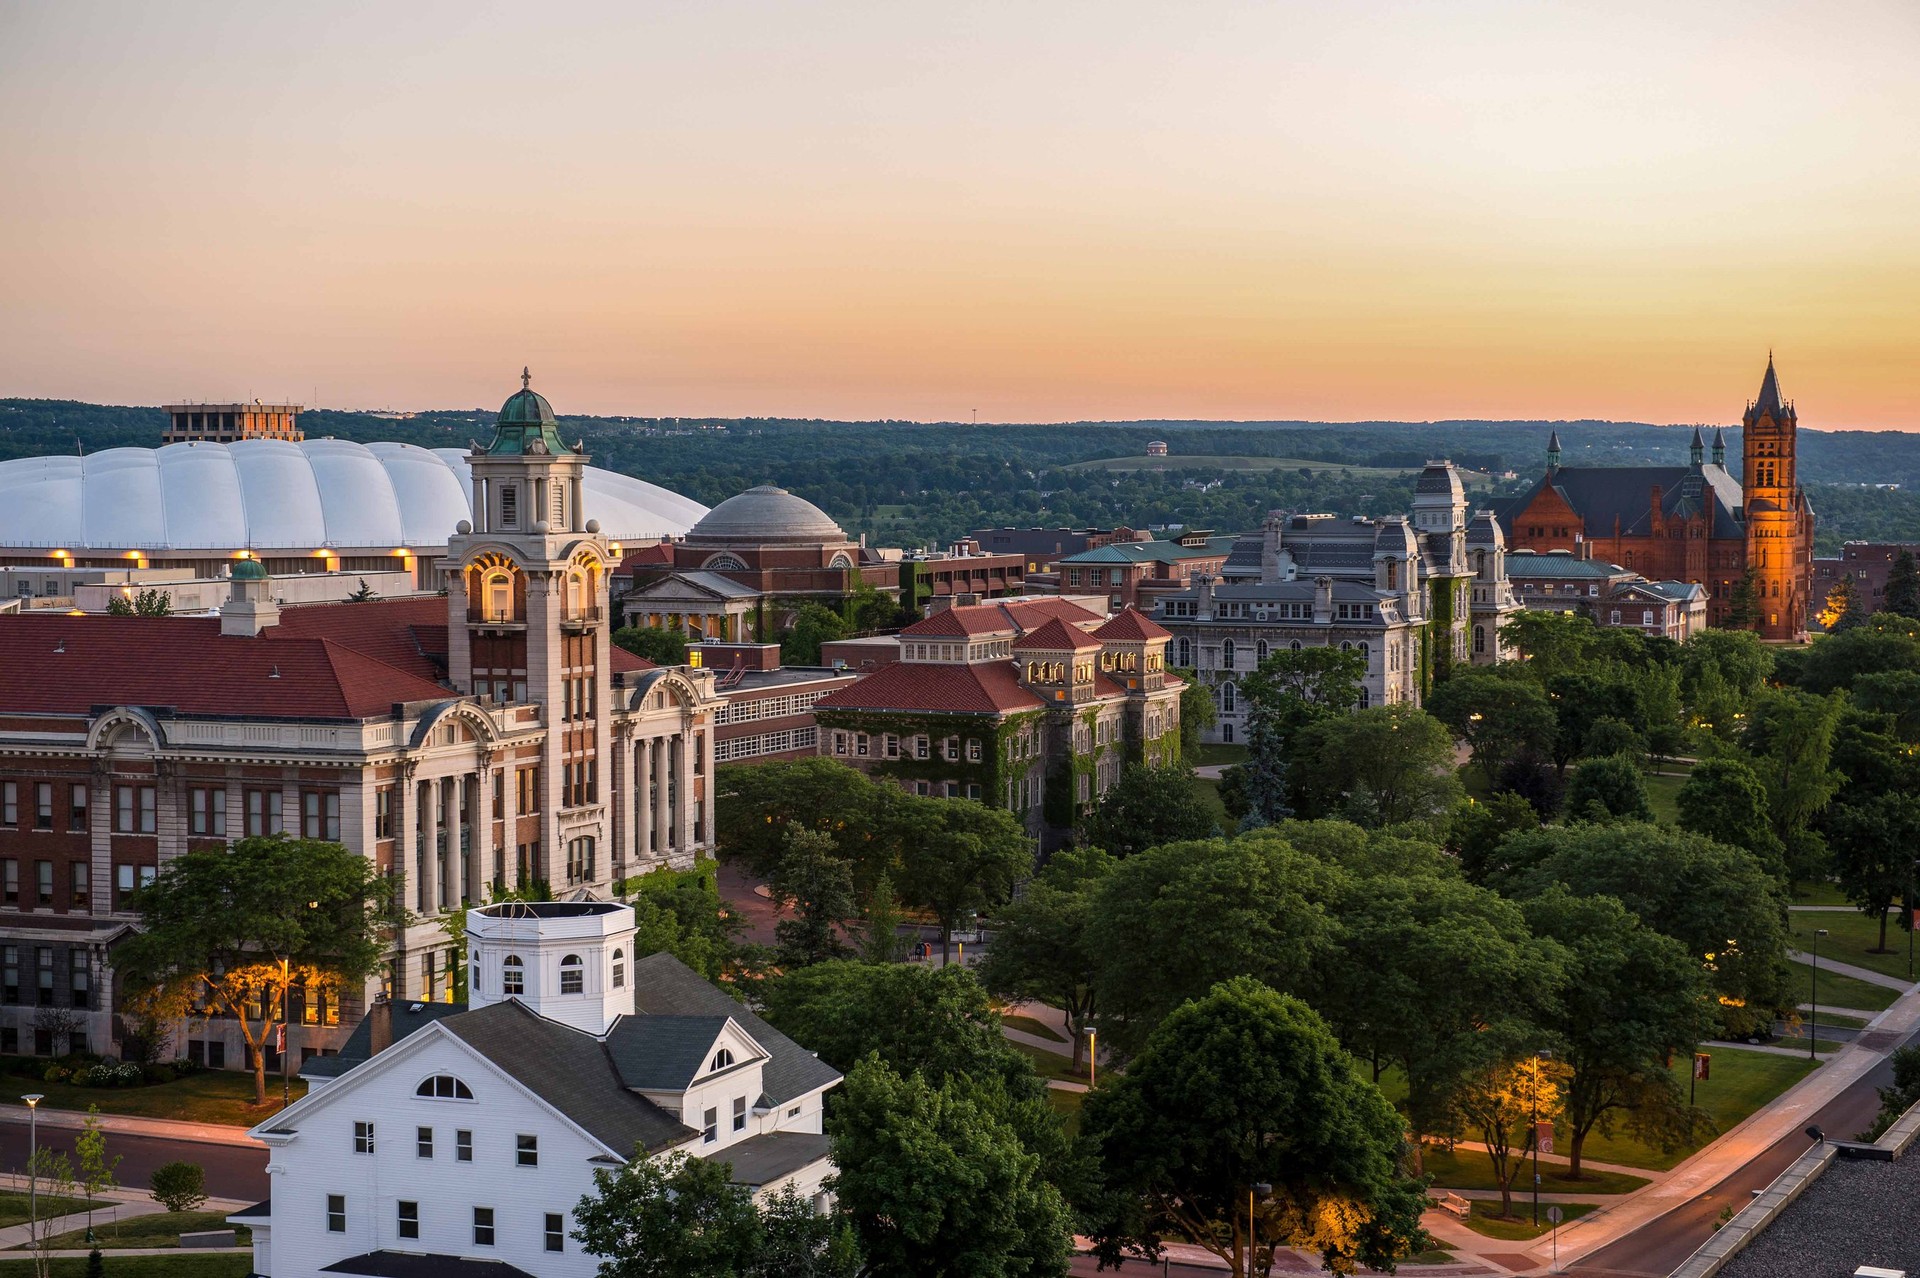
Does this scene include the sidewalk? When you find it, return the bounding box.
[1536,978,1920,1272]
[1787,947,1913,991]
[0,1103,266,1148]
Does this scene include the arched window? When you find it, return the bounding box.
[1359,687,1371,708]
[1176,637,1191,667]
[1221,682,1237,714]
[1222,639,1236,669]
[710,1048,735,1072]
[1358,642,1370,659]
[612,948,626,989]
[1473,625,1486,654]
[560,954,584,995]
[1289,639,1302,651]
[567,574,585,618]
[1340,640,1353,651]
[1256,639,1269,662]
[503,955,524,996]
[415,1074,475,1100]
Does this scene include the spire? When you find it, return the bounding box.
[1754,353,1784,419]
[1689,426,1704,467]
[1546,430,1562,472]
[1712,426,1726,466]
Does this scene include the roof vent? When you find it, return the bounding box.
[409,1003,425,1013]
[53,640,64,654]
[268,665,281,678]
[1853,1268,1907,1278]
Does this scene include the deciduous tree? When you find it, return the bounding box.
[572,1150,764,1278]
[1080,763,1216,856]
[1562,754,1653,824]
[979,846,1114,1068]
[895,799,1033,961]
[1082,978,1427,1277]
[768,824,858,968]
[1426,670,1556,788]
[114,836,394,1106]
[1448,1052,1571,1221]
[1676,758,1786,878]
[611,624,689,666]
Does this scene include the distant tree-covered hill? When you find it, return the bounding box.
[4,398,1916,554]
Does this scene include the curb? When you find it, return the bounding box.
[0,1103,265,1149]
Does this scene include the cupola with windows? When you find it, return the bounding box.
[465,899,637,1035]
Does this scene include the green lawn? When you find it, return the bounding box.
[1461,1200,1595,1241]
[1574,1047,1819,1170]
[45,1210,250,1250]
[1001,1014,1067,1043]
[1008,1038,1091,1083]
[0,1258,249,1278]
[1190,743,1249,768]
[1790,910,1919,984]
[1793,880,1850,906]
[1419,1147,1648,1195]
[1046,1085,1085,1138]
[1643,771,1686,825]
[0,1192,100,1229]
[1790,959,1901,1012]
[1191,775,1229,829]
[0,1066,305,1128]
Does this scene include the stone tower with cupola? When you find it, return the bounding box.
[1741,355,1813,641]
[445,371,616,893]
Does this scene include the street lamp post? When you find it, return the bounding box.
[281,954,291,1109]
[22,1093,42,1238]
[1532,1049,1553,1227]
[1247,1181,1272,1278]
[1810,929,1828,1061]
[1084,1025,1097,1088]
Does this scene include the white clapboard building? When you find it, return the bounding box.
[232,899,839,1278]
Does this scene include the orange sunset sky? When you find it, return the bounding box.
[1,1,1916,427]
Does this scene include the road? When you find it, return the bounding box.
[0,1119,268,1202]
[1567,1024,1917,1278]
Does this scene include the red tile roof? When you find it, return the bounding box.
[610,646,654,673]
[1012,617,1101,652]
[0,613,456,720]
[813,661,1044,715]
[1093,608,1171,642]
[899,597,1102,639]
[275,597,449,684]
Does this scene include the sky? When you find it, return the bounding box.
[1,1,1916,427]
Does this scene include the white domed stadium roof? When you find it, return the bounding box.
[0,438,707,552]
[685,485,845,545]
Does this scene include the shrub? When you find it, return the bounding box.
[147,1064,176,1085]
[150,1161,207,1213]
[43,1065,69,1083]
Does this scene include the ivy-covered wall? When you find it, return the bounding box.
[813,706,1045,811]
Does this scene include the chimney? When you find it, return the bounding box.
[1313,575,1335,625]
[368,997,394,1057]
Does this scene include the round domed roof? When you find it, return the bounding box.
[230,558,268,579]
[483,369,570,457]
[498,387,556,427]
[686,485,846,545]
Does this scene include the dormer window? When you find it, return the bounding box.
[710,1048,735,1072]
[503,955,524,995]
[416,1074,475,1101]
[560,954,583,995]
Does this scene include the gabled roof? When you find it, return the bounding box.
[1093,608,1170,642]
[1495,463,1745,541]
[1056,534,1237,565]
[442,1000,694,1156]
[605,1014,747,1091]
[322,1251,537,1278]
[899,597,1102,638]
[812,660,1044,715]
[1012,617,1101,653]
[1505,552,1632,579]
[303,999,467,1079]
[273,596,450,683]
[628,952,842,1105]
[627,570,761,601]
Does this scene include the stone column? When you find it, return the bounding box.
[442,777,460,908]
[477,763,496,893]
[635,737,653,864]
[500,759,518,888]
[418,778,439,915]
[653,735,672,858]
[89,766,112,917]
[677,734,696,857]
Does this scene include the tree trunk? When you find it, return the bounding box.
[250,1028,269,1107]
[1496,1157,1514,1220]
[1878,905,1892,954]
[1568,1128,1585,1179]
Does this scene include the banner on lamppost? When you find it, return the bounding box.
[1694,1052,1711,1081]
[275,1023,287,1054]
[1534,1120,1554,1155]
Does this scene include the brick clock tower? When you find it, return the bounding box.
[1741,356,1814,641]
[445,370,615,889]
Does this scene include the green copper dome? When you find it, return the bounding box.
[482,368,571,456]
[231,558,268,580]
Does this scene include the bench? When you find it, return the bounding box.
[180,1230,235,1249]
[1434,1193,1473,1221]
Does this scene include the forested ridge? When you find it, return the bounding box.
[5,397,1918,552]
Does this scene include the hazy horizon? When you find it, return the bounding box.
[3,2,1916,428]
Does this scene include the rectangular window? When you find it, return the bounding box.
[36,862,52,908]
[34,784,52,830]
[1,782,14,825]
[545,1213,564,1252]
[473,1207,495,1246]
[1,947,15,1005]
[456,1129,473,1162]
[516,1134,538,1167]
[732,1095,747,1133]
[416,1126,433,1158]
[36,949,52,1005]
[375,786,394,840]
[114,785,132,833]
[246,789,283,837]
[327,1194,346,1233]
[138,786,155,833]
[354,1120,375,1154]
[703,1107,718,1144]
[69,950,89,1008]
[3,861,15,905]
[70,863,88,912]
[397,1201,419,1240]
[189,788,226,837]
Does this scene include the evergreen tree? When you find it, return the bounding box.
[1723,569,1762,631]
[1885,552,1920,619]
[1819,575,1865,632]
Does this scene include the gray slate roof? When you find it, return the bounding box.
[321,1251,537,1278]
[304,1000,467,1079]
[1505,552,1632,580]
[719,1131,835,1189]
[629,952,842,1105]
[1717,1148,1920,1277]
[443,1000,695,1156]
[1495,462,1745,541]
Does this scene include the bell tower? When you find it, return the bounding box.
[1740,354,1806,641]
[446,370,615,892]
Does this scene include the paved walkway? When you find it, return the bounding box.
[1787,947,1913,990]
[0,1103,264,1148]
[1530,978,1920,1273]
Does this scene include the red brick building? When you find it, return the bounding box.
[1496,358,1815,640]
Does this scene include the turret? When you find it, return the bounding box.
[1411,461,1468,533]
[1547,430,1562,472]
[467,900,637,1036]
[219,559,279,637]
[1712,427,1727,467]
[1015,618,1103,705]
[1689,427,1704,468]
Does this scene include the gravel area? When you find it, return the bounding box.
[1719,1151,1920,1277]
